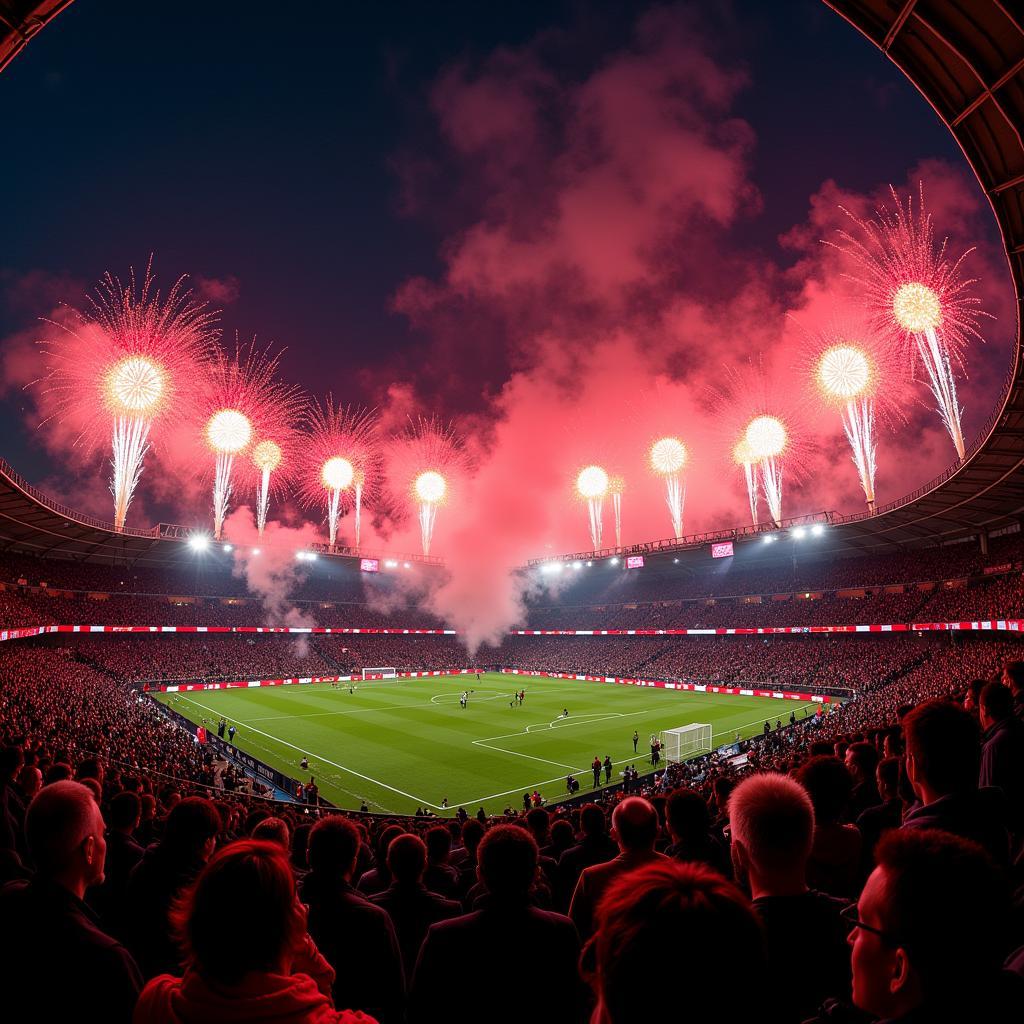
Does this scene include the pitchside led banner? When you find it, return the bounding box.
[626,555,644,568]
[360,558,380,572]
[711,542,734,558]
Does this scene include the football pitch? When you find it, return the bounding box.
[156,673,820,815]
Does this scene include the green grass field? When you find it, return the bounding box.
[156,673,819,816]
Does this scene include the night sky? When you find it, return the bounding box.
[0,1,1013,565]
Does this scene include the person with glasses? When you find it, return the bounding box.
[837,828,1021,1023]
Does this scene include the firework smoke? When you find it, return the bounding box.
[35,260,218,530]
[832,184,989,460]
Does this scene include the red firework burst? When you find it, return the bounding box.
[34,258,219,529]
[296,398,380,549]
[829,184,989,373]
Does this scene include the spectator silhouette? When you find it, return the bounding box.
[901,698,1010,865]
[411,824,586,1024]
[0,781,142,1022]
[664,787,730,877]
[299,816,404,1023]
[585,860,772,1024]
[124,796,221,979]
[797,756,863,898]
[729,774,850,1023]
[370,833,461,982]
[135,839,372,1023]
[569,797,669,940]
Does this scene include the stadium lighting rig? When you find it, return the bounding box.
[222,543,233,552]
[188,533,210,551]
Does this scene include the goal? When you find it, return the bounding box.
[361,667,397,680]
[661,723,713,763]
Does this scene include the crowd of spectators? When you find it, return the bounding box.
[2,631,1024,1021]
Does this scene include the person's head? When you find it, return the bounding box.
[108,791,141,834]
[876,757,900,801]
[375,825,404,868]
[902,699,979,801]
[849,829,1007,1018]
[461,818,485,855]
[965,678,987,711]
[589,861,768,1024]
[796,756,853,825]
[76,756,104,786]
[161,797,221,862]
[307,816,360,878]
[611,798,658,853]
[979,680,1014,732]
[579,803,607,838]
[173,840,304,985]
[728,774,814,891]
[25,781,106,893]
[424,825,450,863]
[666,789,711,843]
[550,819,574,854]
[525,807,550,842]
[387,833,427,884]
[844,741,879,784]
[1001,659,1024,695]
[251,816,290,851]
[16,765,43,802]
[477,824,538,899]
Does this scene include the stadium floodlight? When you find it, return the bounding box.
[586,560,593,566]
[188,534,210,552]
[252,548,261,556]
[403,562,411,569]
[812,523,824,536]
[610,557,619,565]
[384,559,398,568]
[222,543,233,552]
[572,562,582,570]
[792,527,806,539]
[308,552,318,561]
[673,558,679,563]
[763,534,775,544]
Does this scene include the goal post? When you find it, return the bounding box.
[361,667,397,680]
[661,723,713,763]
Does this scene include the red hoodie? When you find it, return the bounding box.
[135,945,375,1024]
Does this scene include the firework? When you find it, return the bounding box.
[297,399,379,551]
[745,415,787,526]
[731,439,758,527]
[649,437,687,538]
[832,185,989,459]
[391,418,465,556]
[576,465,609,549]
[36,261,218,530]
[244,385,305,537]
[200,341,296,540]
[608,475,625,548]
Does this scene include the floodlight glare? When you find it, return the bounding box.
[812,524,824,536]
[222,544,233,553]
[188,534,210,552]
[792,527,806,539]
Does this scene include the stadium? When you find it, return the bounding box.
[1,3,1023,1023]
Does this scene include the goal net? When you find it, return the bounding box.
[661,723,713,764]
[361,667,397,680]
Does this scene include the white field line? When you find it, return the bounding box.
[175,694,434,810]
[453,704,820,807]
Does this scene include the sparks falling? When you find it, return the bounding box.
[36,261,218,531]
[833,185,989,460]
[649,437,687,538]
[732,438,759,527]
[200,342,296,540]
[745,415,787,526]
[608,475,625,548]
[576,465,609,549]
[393,418,465,557]
[298,400,379,551]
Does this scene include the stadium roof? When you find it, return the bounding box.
[2,2,1023,567]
